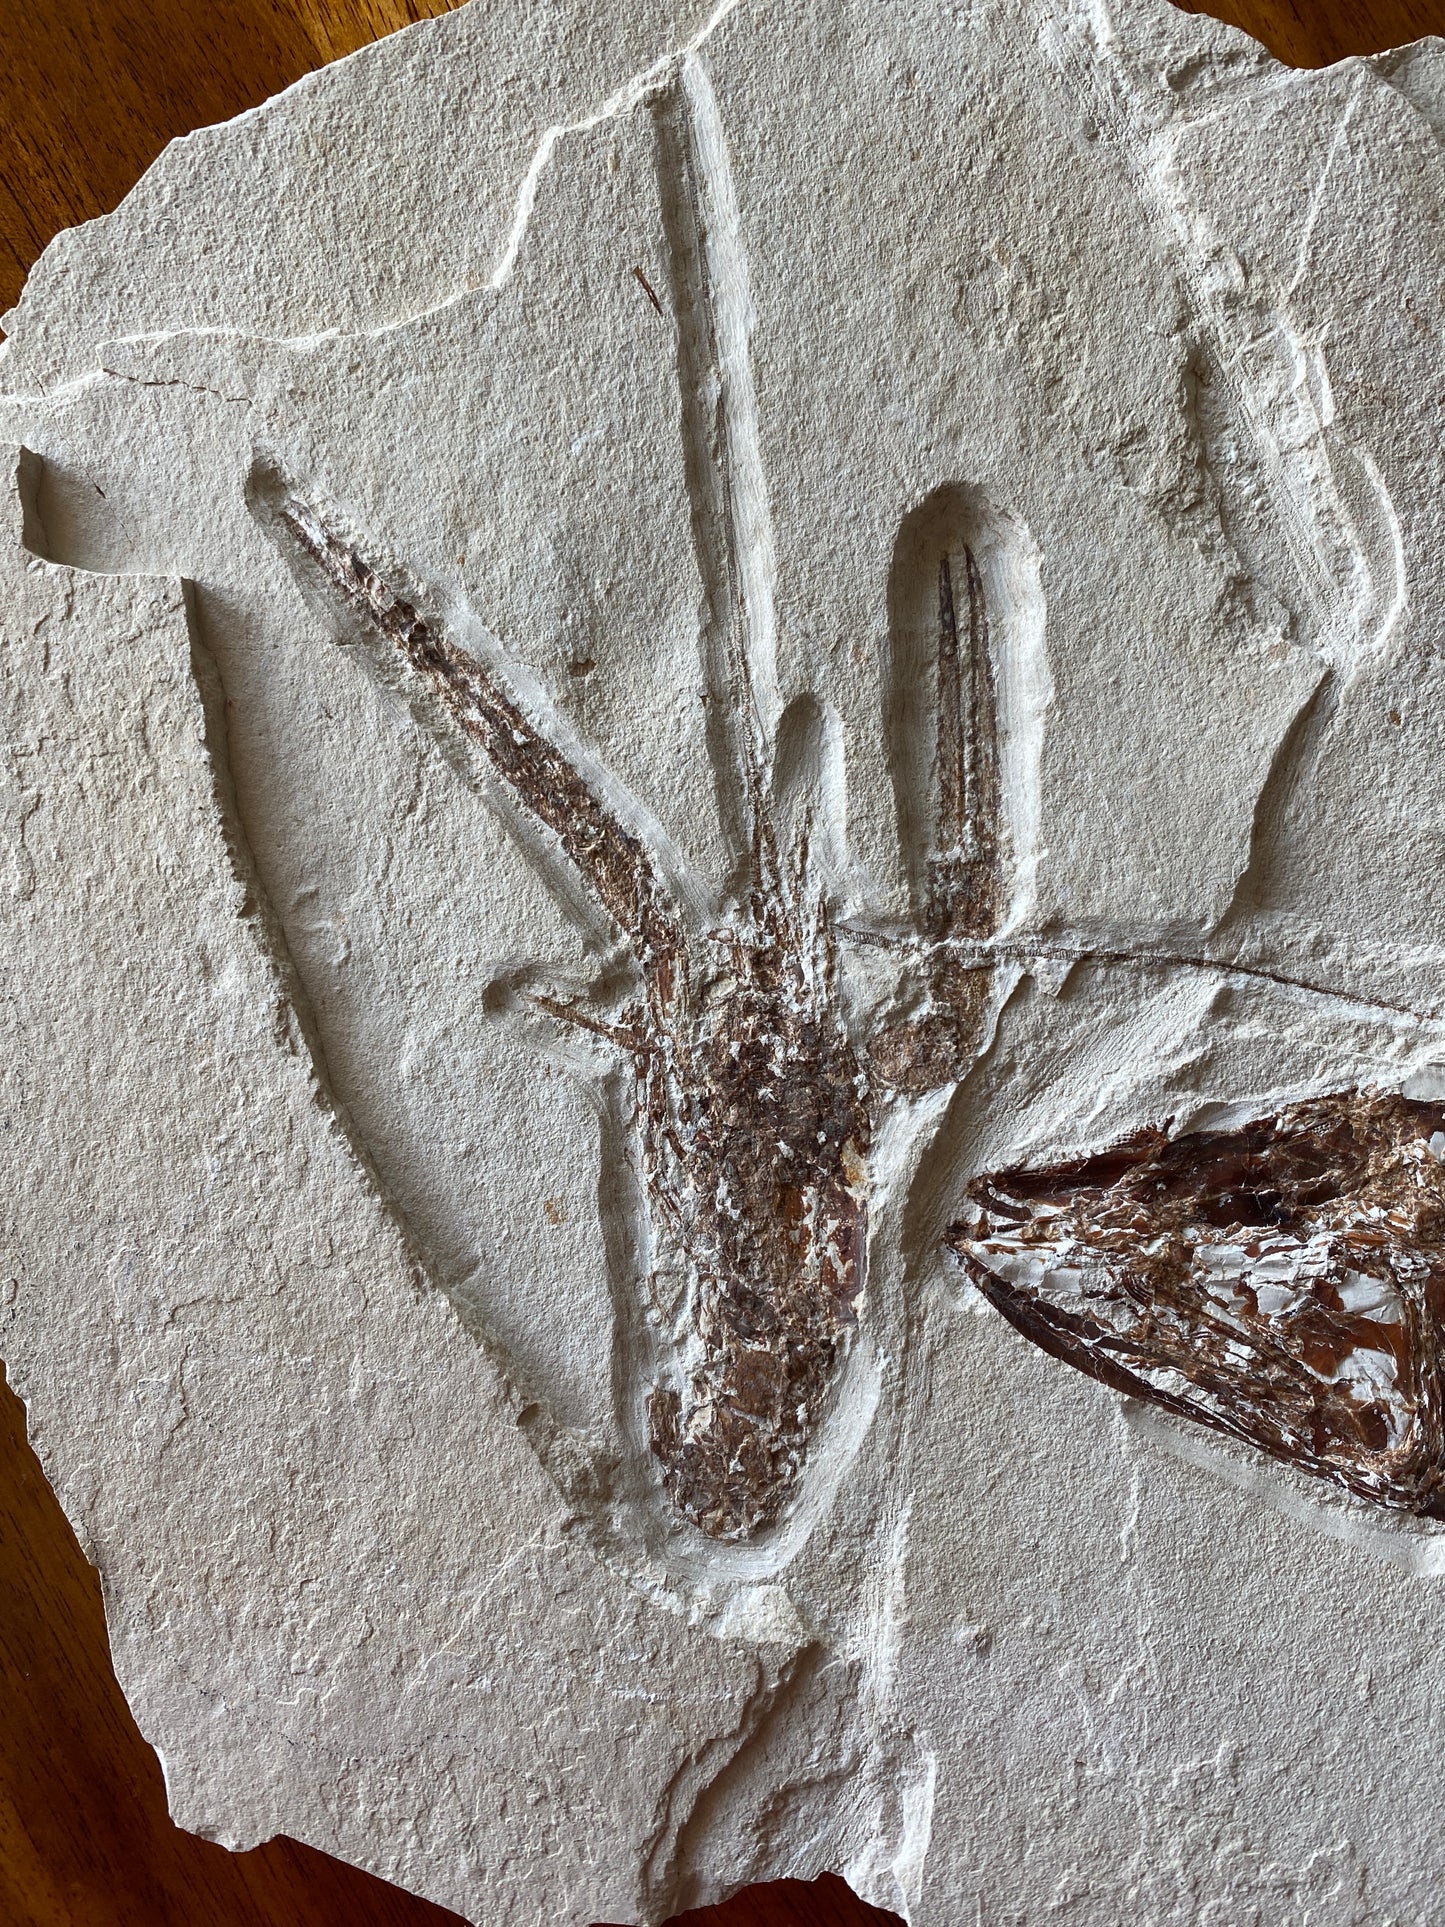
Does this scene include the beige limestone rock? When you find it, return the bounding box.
[4,2,1445,1920]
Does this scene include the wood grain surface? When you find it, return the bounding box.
[1,1,1441,1923]
[1174,0,1445,62]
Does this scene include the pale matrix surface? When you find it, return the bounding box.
[2,1,1445,1921]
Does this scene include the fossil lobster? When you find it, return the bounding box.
[255,58,1015,1543]
[261,472,1006,1542]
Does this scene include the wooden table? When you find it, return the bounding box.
[1,0,1441,1920]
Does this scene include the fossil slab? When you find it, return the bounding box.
[4,0,1445,1921]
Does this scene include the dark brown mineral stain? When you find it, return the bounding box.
[950,1092,1445,1516]
[267,484,869,1543]
[632,264,666,315]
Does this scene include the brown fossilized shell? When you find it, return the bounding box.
[949,1093,1445,1517]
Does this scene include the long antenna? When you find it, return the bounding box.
[653,53,783,916]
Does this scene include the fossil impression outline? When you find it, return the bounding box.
[257,51,1445,1542]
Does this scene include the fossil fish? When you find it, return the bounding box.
[949,1092,1445,1517]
